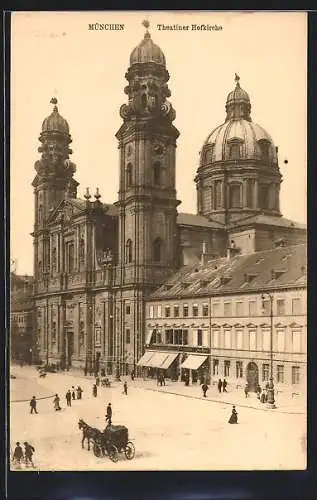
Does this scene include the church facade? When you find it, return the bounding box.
[32,25,306,375]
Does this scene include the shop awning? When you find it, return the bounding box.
[160,352,179,370]
[147,351,170,368]
[137,351,156,367]
[181,355,208,370]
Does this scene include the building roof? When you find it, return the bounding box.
[149,244,307,300]
[229,214,307,231]
[177,213,224,229]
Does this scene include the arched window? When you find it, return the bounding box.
[153,237,163,263]
[229,143,240,159]
[52,248,57,273]
[126,163,133,187]
[38,205,43,223]
[126,239,132,263]
[229,184,242,209]
[258,140,270,160]
[215,181,222,209]
[68,243,74,272]
[259,184,269,209]
[153,162,162,186]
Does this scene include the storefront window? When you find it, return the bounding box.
[236,361,243,378]
[262,363,269,381]
[213,359,219,376]
[197,329,202,346]
[224,360,230,377]
[277,365,284,383]
[292,366,300,384]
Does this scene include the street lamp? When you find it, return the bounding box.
[261,293,276,409]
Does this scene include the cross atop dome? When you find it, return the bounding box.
[50,97,58,112]
[142,18,150,38]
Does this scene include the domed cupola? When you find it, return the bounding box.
[42,97,70,135]
[225,74,251,121]
[195,75,282,224]
[129,20,166,67]
[119,21,176,124]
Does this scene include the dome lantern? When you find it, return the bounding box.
[129,20,166,67]
[41,97,70,135]
[225,74,251,122]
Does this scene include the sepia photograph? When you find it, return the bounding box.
[9,11,307,471]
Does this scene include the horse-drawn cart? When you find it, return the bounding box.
[93,424,135,462]
[78,419,135,463]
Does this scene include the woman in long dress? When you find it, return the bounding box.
[228,405,238,424]
[53,394,61,411]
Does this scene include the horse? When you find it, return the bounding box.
[78,419,100,451]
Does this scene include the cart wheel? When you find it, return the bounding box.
[93,442,102,457]
[125,441,135,460]
[108,444,119,463]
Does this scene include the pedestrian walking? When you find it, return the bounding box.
[30,396,38,414]
[66,390,72,407]
[105,402,112,425]
[131,370,135,381]
[84,366,87,376]
[217,379,222,393]
[162,374,166,386]
[12,442,24,468]
[76,385,83,400]
[71,386,76,400]
[24,442,35,468]
[256,385,262,400]
[244,384,249,398]
[123,381,128,395]
[96,376,100,387]
[93,384,98,397]
[223,379,228,392]
[202,383,209,398]
[53,394,61,411]
[228,405,238,424]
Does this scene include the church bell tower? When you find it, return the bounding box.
[114,21,180,372]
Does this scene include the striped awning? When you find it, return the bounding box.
[181,355,208,370]
[137,351,155,367]
[147,351,170,368]
[160,352,179,370]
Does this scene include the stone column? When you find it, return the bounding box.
[254,180,258,209]
[243,180,248,208]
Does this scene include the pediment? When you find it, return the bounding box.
[47,199,86,225]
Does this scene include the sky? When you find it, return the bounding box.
[10,11,307,275]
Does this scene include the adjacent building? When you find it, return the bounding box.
[10,273,35,364]
[30,22,306,379]
[142,244,306,394]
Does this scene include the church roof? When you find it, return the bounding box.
[149,243,307,300]
[177,213,225,229]
[228,214,306,231]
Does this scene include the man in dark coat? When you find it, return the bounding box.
[202,383,209,398]
[217,379,222,393]
[71,387,76,400]
[105,403,112,425]
[223,379,228,392]
[13,442,24,467]
[24,442,35,467]
[123,381,128,395]
[66,390,72,407]
[30,396,38,414]
[92,384,98,397]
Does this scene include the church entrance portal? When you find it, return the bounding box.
[246,362,259,392]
